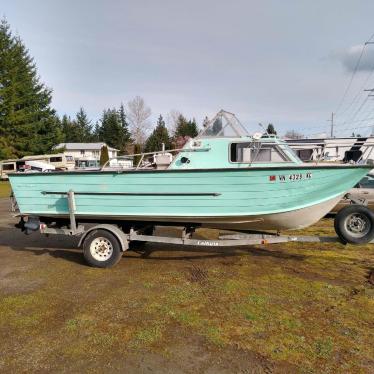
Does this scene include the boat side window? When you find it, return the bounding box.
[230,143,289,163]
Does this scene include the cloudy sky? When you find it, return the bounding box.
[3,0,374,136]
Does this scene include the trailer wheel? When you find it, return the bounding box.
[334,205,374,244]
[83,229,122,268]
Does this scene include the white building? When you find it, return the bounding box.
[285,136,374,162]
[54,142,119,162]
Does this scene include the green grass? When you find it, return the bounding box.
[0,181,10,197]
[0,218,372,372]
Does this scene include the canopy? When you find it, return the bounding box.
[198,110,249,138]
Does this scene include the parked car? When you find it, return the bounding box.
[331,174,374,213]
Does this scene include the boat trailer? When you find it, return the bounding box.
[15,190,374,268]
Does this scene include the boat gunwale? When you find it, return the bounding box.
[7,164,373,177]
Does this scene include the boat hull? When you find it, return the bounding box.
[9,165,371,231]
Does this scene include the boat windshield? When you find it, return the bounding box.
[198,110,249,138]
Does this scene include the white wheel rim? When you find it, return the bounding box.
[89,237,113,261]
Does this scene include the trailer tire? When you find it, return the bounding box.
[334,205,374,244]
[83,229,122,268]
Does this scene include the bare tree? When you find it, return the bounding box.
[126,96,152,145]
[284,130,304,140]
[166,109,182,137]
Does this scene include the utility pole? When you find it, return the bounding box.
[328,112,334,138]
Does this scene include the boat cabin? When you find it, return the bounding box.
[166,110,301,170]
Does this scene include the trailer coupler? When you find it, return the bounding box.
[15,216,40,235]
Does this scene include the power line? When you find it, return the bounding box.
[335,95,370,134]
[298,115,374,134]
[334,44,366,114]
[338,123,374,135]
[336,103,374,136]
[334,33,374,118]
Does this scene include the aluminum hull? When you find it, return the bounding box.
[9,165,371,231]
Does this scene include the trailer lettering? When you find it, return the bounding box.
[197,241,219,246]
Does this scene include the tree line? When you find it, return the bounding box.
[1,18,302,160]
[0,19,199,160]
[57,101,199,155]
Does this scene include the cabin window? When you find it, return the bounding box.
[2,164,15,171]
[50,156,62,163]
[297,149,313,161]
[230,143,289,163]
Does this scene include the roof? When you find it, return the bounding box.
[20,153,66,160]
[285,136,374,143]
[54,142,119,151]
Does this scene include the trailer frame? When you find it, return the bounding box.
[13,189,374,267]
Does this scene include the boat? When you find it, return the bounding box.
[8,110,373,232]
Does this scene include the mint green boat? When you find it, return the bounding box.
[8,111,372,232]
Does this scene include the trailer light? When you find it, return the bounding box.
[269,175,276,182]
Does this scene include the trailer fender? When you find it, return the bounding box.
[78,224,129,251]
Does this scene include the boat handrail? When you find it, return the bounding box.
[100,147,211,170]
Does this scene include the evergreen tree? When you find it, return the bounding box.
[75,107,92,141]
[98,107,131,152]
[266,123,277,135]
[144,115,171,152]
[92,121,101,142]
[118,103,132,153]
[174,115,199,138]
[0,137,16,160]
[0,19,62,157]
[98,109,120,148]
[99,145,109,166]
[60,115,79,142]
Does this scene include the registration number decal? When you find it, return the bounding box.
[269,173,312,182]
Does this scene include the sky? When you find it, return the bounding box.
[3,0,374,137]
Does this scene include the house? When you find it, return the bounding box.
[285,136,374,162]
[53,143,119,162]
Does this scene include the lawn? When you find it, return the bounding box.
[0,216,373,372]
[0,181,10,198]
